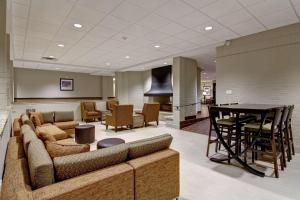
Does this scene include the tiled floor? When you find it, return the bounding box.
[88,121,299,200]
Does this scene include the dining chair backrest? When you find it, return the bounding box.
[287,105,294,127]
[219,104,231,118]
[280,106,289,130]
[271,107,284,131]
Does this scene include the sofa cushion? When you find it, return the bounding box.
[53,143,129,181]
[23,119,36,132]
[54,111,74,122]
[45,141,90,159]
[87,111,100,116]
[36,125,68,140]
[42,112,54,123]
[53,121,78,130]
[127,134,173,159]
[30,112,43,127]
[38,132,57,143]
[22,124,38,155]
[21,114,29,124]
[27,139,55,189]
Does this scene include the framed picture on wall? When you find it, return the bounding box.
[60,78,74,91]
[203,86,211,96]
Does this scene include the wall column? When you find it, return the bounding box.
[172,56,199,128]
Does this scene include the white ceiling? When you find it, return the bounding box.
[8,0,300,79]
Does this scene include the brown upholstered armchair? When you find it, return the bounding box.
[137,103,160,126]
[81,101,102,122]
[106,100,119,111]
[106,104,133,132]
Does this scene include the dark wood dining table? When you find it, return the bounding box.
[209,104,283,177]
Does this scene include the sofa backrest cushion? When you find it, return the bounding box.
[23,119,36,132]
[27,139,54,189]
[42,112,54,123]
[53,143,129,181]
[128,134,173,159]
[22,124,38,155]
[21,114,29,124]
[54,111,74,122]
[30,112,44,127]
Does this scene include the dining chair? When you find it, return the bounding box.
[244,107,284,178]
[287,105,295,156]
[206,105,219,157]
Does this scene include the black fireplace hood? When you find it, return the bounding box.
[144,65,173,96]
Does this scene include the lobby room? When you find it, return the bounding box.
[1,0,300,200]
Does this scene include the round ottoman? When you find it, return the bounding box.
[75,124,95,144]
[97,138,125,149]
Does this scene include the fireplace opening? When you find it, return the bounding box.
[149,96,172,112]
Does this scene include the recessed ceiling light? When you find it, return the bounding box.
[202,72,207,74]
[204,26,213,31]
[154,45,160,48]
[113,78,116,81]
[57,44,64,47]
[55,67,60,70]
[73,23,82,28]
[49,55,54,58]
[125,56,130,59]
[214,60,216,63]
[163,62,168,65]
[106,62,111,66]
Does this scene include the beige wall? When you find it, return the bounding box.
[14,68,104,98]
[102,76,114,99]
[216,23,300,152]
[115,71,146,109]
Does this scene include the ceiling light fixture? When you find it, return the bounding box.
[106,62,111,66]
[55,67,60,70]
[163,62,168,65]
[49,55,54,58]
[73,23,82,28]
[204,26,213,31]
[154,45,160,48]
[57,44,64,47]
[125,56,130,59]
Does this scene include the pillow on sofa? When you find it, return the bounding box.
[127,134,173,159]
[27,139,54,189]
[21,114,29,124]
[22,125,38,155]
[45,141,90,159]
[42,112,54,123]
[38,132,56,143]
[53,143,129,181]
[54,111,74,122]
[30,112,44,127]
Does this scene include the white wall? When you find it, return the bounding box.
[116,71,150,109]
[14,68,103,98]
[102,76,114,99]
[173,56,200,124]
[216,23,300,152]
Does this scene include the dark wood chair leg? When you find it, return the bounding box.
[206,121,212,157]
[106,124,108,130]
[157,121,159,126]
[271,136,279,178]
[289,125,295,155]
[279,130,287,168]
[227,128,232,164]
[115,126,117,132]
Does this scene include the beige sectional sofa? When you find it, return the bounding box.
[13,111,79,139]
[1,119,180,200]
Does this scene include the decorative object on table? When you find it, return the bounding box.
[97,138,125,149]
[60,78,74,91]
[202,86,211,96]
[75,124,95,144]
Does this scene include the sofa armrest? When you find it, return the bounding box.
[27,163,134,200]
[13,118,22,137]
[127,149,180,200]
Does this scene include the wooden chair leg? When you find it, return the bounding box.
[279,130,287,168]
[271,135,279,178]
[289,126,295,155]
[106,124,108,130]
[115,126,117,132]
[206,122,212,157]
[227,128,232,164]
[284,127,292,162]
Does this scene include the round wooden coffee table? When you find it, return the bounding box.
[75,124,95,144]
[97,138,125,149]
